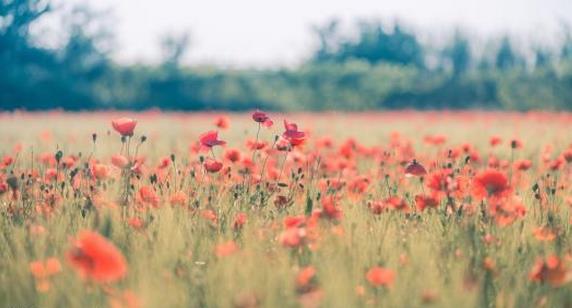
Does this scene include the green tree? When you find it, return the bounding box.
[312,19,425,68]
[495,37,524,70]
[442,31,471,76]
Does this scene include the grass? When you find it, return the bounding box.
[1,111,572,308]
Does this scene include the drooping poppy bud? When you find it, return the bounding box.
[404,159,427,177]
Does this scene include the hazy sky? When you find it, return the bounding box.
[54,0,572,67]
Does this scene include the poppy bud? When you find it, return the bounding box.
[7,176,18,190]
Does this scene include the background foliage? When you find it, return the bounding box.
[1,0,572,111]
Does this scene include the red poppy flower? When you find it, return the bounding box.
[138,185,160,207]
[488,197,526,226]
[39,152,56,167]
[214,115,230,129]
[472,169,511,200]
[157,156,171,169]
[224,148,242,163]
[127,217,145,230]
[215,240,239,257]
[347,176,370,195]
[61,156,77,169]
[111,154,129,168]
[424,135,446,146]
[246,139,268,151]
[513,159,532,171]
[112,118,137,137]
[44,168,58,181]
[0,182,7,195]
[366,267,395,287]
[319,196,343,220]
[533,227,557,242]
[170,191,188,206]
[92,163,110,180]
[130,158,145,175]
[66,231,127,283]
[529,255,570,287]
[368,200,386,214]
[489,136,502,147]
[276,137,291,151]
[233,212,247,230]
[279,227,306,248]
[296,266,317,290]
[2,155,14,168]
[284,215,306,229]
[386,196,409,212]
[282,120,306,147]
[415,194,440,211]
[426,169,455,193]
[30,257,61,292]
[30,258,61,279]
[252,110,273,127]
[109,290,140,308]
[202,209,218,223]
[199,131,226,148]
[549,158,564,171]
[204,158,223,173]
[404,159,427,177]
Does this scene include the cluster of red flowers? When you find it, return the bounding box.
[3,111,572,306]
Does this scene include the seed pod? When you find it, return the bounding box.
[6,176,18,190]
[55,150,63,163]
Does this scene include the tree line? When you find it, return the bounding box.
[1,0,572,111]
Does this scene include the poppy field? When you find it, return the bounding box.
[2,111,572,308]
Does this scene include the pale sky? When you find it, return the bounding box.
[48,0,572,67]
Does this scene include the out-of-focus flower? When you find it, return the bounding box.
[66,231,127,283]
[214,115,230,129]
[529,255,571,287]
[252,110,273,127]
[215,240,239,257]
[29,257,61,292]
[204,158,223,173]
[404,159,427,177]
[366,266,395,287]
[199,131,226,148]
[112,118,137,137]
[472,169,511,201]
[283,120,306,147]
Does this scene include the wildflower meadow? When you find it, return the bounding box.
[1,111,572,308]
